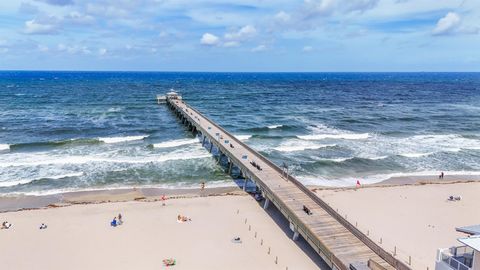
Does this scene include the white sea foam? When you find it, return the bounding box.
[268,125,283,129]
[4,180,237,197]
[107,107,123,112]
[49,172,84,179]
[98,135,148,144]
[297,170,480,187]
[298,133,369,140]
[310,157,353,162]
[274,144,334,152]
[153,139,198,149]
[235,135,252,140]
[398,152,434,158]
[0,151,211,168]
[0,179,33,187]
[367,155,389,160]
[0,144,10,151]
[0,172,84,188]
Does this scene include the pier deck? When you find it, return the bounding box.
[166,96,410,270]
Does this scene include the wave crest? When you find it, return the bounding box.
[274,144,335,152]
[0,144,10,151]
[0,172,84,187]
[98,135,148,144]
[153,139,198,148]
[298,133,369,140]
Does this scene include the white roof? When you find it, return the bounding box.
[458,236,480,251]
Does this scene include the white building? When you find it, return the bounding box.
[436,225,480,270]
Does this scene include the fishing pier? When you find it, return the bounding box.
[161,91,411,270]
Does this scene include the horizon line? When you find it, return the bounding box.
[1,69,480,73]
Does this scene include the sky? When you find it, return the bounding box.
[0,0,479,71]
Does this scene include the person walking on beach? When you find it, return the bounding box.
[161,195,166,206]
[200,181,205,197]
[439,172,445,179]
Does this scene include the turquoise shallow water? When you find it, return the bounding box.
[1,71,480,195]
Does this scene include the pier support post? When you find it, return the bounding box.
[227,161,233,175]
[209,142,213,153]
[263,198,270,210]
[202,136,206,146]
[292,229,299,241]
[243,179,247,191]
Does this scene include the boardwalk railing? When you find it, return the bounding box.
[169,99,412,270]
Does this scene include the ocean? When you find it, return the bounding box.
[1,71,480,196]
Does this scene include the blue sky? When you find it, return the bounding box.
[0,0,479,71]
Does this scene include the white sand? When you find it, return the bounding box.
[316,182,480,270]
[0,195,321,270]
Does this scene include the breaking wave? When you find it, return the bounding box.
[98,135,148,144]
[153,138,198,148]
[0,144,10,151]
[0,172,85,188]
[298,133,370,140]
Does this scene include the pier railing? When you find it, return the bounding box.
[170,99,411,270]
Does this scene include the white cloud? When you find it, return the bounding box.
[432,12,479,36]
[303,0,379,17]
[251,44,267,52]
[303,46,313,52]
[223,41,240,47]
[23,19,58,35]
[34,0,73,6]
[19,3,39,14]
[432,12,461,35]
[37,44,49,52]
[65,12,95,25]
[200,33,220,45]
[99,48,107,56]
[275,11,292,22]
[57,43,91,54]
[225,25,257,41]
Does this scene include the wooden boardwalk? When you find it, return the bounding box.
[166,96,411,270]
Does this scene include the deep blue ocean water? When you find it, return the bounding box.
[1,71,480,195]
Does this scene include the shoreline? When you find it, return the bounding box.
[1,173,479,213]
[0,186,242,213]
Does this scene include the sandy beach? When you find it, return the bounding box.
[0,192,325,270]
[315,181,480,270]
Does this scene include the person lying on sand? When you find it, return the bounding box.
[111,217,117,227]
[39,223,47,230]
[177,214,191,223]
[1,221,12,229]
[231,237,242,243]
[447,195,462,201]
[163,258,176,266]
